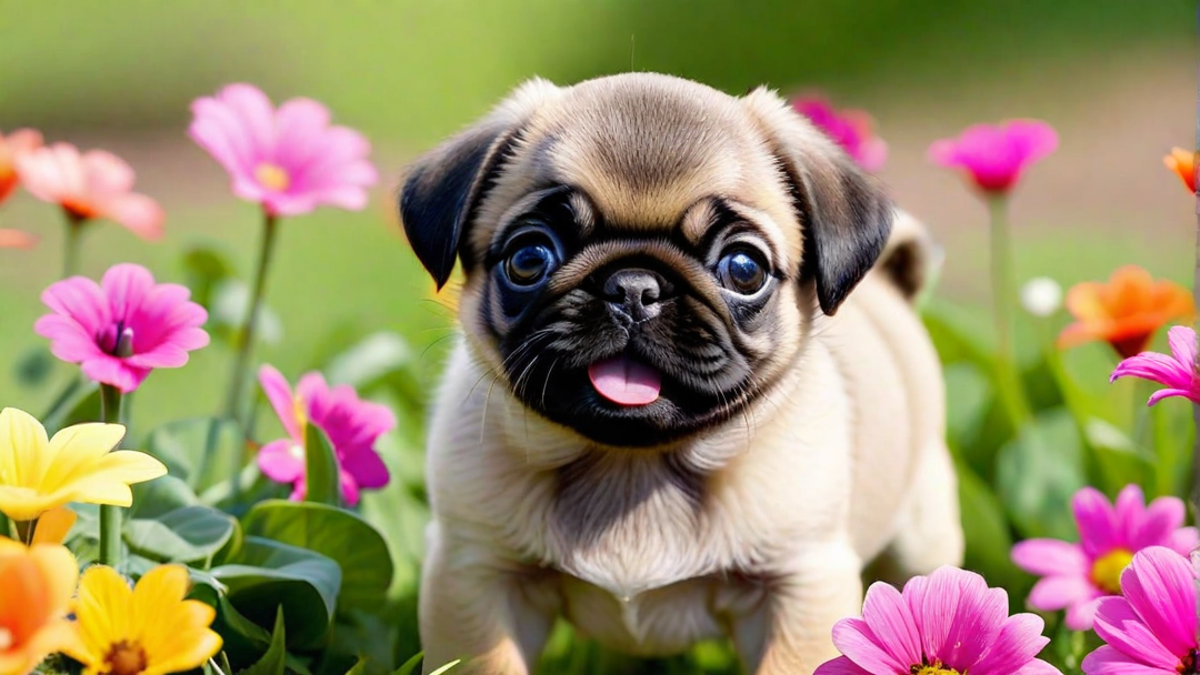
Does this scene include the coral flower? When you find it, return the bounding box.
[0,408,166,522]
[814,565,1060,675]
[0,229,38,249]
[1110,325,1200,406]
[1163,147,1196,193]
[15,143,164,240]
[0,128,42,206]
[1080,546,1198,675]
[928,119,1058,194]
[791,94,888,171]
[1058,265,1194,359]
[35,263,210,393]
[257,364,393,505]
[62,564,222,675]
[188,83,378,216]
[1011,484,1197,631]
[0,537,78,675]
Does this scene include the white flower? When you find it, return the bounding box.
[1020,277,1063,317]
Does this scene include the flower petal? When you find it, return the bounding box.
[259,365,302,441]
[1091,596,1179,669]
[831,617,905,674]
[1119,547,1197,657]
[40,276,112,337]
[813,655,873,675]
[1081,645,1177,675]
[859,581,922,668]
[217,84,277,152]
[257,439,305,484]
[1166,326,1197,368]
[1073,487,1120,558]
[96,192,165,240]
[1011,539,1088,577]
[1027,575,1094,613]
[1131,495,1186,550]
[971,613,1050,675]
[0,407,51,493]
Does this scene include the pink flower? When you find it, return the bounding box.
[0,128,43,206]
[1110,325,1200,405]
[1081,546,1198,675]
[14,143,164,239]
[0,229,38,249]
[928,119,1058,194]
[791,94,887,171]
[188,84,378,217]
[814,565,1059,675]
[34,264,210,393]
[1011,484,1198,631]
[257,365,393,506]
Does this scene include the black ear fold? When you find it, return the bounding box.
[399,120,521,289]
[742,88,895,316]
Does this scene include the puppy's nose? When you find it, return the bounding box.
[602,269,665,322]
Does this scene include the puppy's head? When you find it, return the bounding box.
[400,73,893,447]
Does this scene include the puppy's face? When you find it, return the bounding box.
[401,74,893,447]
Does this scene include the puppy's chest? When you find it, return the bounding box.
[534,453,764,600]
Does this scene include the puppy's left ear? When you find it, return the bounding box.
[742,87,895,316]
[399,78,561,289]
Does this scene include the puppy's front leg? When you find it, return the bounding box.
[730,543,864,675]
[420,524,559,675]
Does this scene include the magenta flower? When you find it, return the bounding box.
[815,565,1059,675]
[188,83,378,217]
[791,94,887,171]
[1111,325,1200,405]
[34,264,210,393]
[257,365,393,505]
[1081,546,1198,675]
[1011,484,1197,631]
[928,119,1058,194]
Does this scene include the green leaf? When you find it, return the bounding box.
[124,505,240,565]
[183,244,236,310]
[304,425,341,506]
[995,407,1086,540]
[427,661,461,675]
[13,346,55,388]
[41,380,100,434]
[343,657,369,675]
[391,654,424,675]
[210,536,341,650]
[211,279,283,346]
[237,606,287,675]
[129,476,200,519]
[955,460,1029,611]
[242,500,393,610]
[144,417,245,495]
[1082,417,1154,496]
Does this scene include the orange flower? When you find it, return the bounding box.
[0,229,37,250]
[1164,147,1197,193]
[0,537,78,675]
[1059,265,1195,359]
[0,128,43,206]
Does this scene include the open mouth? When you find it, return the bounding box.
[587,354,662,407]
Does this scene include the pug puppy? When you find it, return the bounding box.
[398,72,963,675]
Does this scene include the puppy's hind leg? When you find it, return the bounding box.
[867,440,964,585]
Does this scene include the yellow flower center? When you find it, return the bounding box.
[105,641,148,675]
[293,395,308,437]
[255,163,290,191]
[912,664,959,675]
[0,627,12,650]
[1092,548,1134,594]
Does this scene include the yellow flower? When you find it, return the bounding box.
[0,408,166,521]
[62,564,222,675]
[0,536,78,675]
[30,507,77,545]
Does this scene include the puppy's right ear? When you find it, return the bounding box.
[399,78,561,289]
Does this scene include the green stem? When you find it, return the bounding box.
[987,196,1033,430]
[222,212,280,499]
[62,211,86,278]
[99,384,123,567]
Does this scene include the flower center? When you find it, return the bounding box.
[105,641,148,675]
[255,163,290,191]
[911,662,959,675]
[1091,548,1135,594]
[99,323,135,358]
[1179,649,1199,675]
[292,395,308,437]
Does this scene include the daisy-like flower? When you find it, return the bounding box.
[814,565,1060,675]
[790,94,888,171]
[61,564,222,675]
[257,364,393,506]
[928,119,1058,194]
[0,127,42,206]
[1110,325,1200,406]
[0,408,166,522]
[1059,266,1195,359]
[1020,277,1064,318]
[35,263,210,393]
[1164,147,1196,194]
[1081,546,1198,675]
[15,143,164,240]
[0,537,78,675]
[1011,484,1197,631]
[0,229,38,250]
[188,83,378,216]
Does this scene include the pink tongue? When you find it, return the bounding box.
[588,355,662,406]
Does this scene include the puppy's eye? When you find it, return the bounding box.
[717,249,768,295]
[504,240,558,287]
